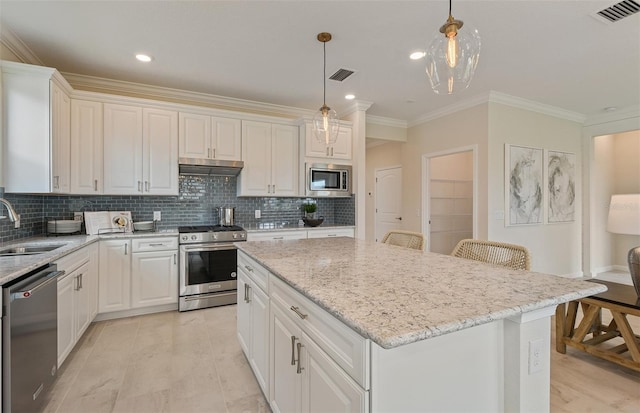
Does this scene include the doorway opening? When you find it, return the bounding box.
[422,146,477,253]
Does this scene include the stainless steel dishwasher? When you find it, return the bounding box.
[2,263,63,413]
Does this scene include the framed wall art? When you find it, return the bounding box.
[546,150,576,223]
[505,144,543,226]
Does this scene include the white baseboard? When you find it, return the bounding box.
[612,265,630,273]
[94,303,178,322]
[556,271,584,279]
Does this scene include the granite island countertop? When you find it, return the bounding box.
[236,237,607,349]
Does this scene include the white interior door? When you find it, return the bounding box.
[375,167,402,242]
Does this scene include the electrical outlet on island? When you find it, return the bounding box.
[153,211,161,221]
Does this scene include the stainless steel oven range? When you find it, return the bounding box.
[178,225,247,312]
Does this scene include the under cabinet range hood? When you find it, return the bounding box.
[178,158,244,176]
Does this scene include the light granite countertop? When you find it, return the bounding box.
[236,237,607,349]
[0,230,178,286]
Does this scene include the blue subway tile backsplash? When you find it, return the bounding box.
[0,176,355,244]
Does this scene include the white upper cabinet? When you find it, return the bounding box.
[1,61,72,193]
[303,122,352,161]
[179,112,241,161]
[70,99,104,194]
[103,104,178,195]
[143,108,179,195]
[239,121,298,197]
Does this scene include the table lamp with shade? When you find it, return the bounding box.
[606,194,640,297]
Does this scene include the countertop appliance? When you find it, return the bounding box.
[218,206,236,227]
[178,225,247,311]
[2,264,63,413]
[306,163,352,197]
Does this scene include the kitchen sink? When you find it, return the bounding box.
[0,244,66,257]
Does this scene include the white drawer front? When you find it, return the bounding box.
[306,228,354,238]
[132,237,178,252]
[238,251,269,293]
[55,246,90,273]
[270,275,369,389]
[247,230,307,241]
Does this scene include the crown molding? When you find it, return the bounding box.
[408,90,587,127]
[0,26,43,65]
[408,92,491,127]
[62,72,315,120]
[366,115,408,129]
[340,100,374,118]
[583,105,640,127]
[488,91,587,124]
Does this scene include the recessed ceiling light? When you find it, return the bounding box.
[135,54,152,62]
[409,51,426,60]
[345,94,355,100]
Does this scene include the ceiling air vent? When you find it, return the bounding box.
[595,0,640,22]
[329,68,355,82]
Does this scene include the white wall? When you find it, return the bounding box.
[611,131,640,269]
[365,142,402,242]
[488,103,583,276]
[403,104,489,239]
[592,135,616,272]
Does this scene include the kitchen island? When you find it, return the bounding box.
[236,237,606,413]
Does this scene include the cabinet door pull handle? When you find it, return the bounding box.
[94,179,98,191]
[208,148,211,158]
[124,243,128,255]
[174,254,177,265]
[327,234,337,237]
[290,336,297,365]
[149,243,165,247]
[273,237,284,240]
[213,148,216,159]
[138,181,142,192]
[296,342,303,374]
[290,305,308,319]
[74,275,80,291]
[244,265,253,272]
[272,184,275,193]
[244,283,250,303]
[145,181,149,192]
[79,273,83,289]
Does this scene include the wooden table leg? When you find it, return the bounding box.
[556,303,567,353]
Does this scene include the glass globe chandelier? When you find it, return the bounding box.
[425,0,481,95]
[312,32,340,145]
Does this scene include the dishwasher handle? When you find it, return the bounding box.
[11,270,65,300]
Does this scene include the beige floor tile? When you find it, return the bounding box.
[56,388,119,413]
[215,349,262,405]
[225,392,272,413]
[113,388,171,413]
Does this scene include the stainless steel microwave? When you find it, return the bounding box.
[306,163,352,197]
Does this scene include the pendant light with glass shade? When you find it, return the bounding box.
[312,32,340,145]
[425,0,481,95]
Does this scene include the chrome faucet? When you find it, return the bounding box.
[0,198,19,222]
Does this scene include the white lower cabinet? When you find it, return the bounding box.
[270,295,367,413]
[56,244,98,366]
[238,250,368,413]
[99,237,178,315]
[131,243,178,308]
[237,270,270,395]
[98,239,132,313]
[306,228,354,238]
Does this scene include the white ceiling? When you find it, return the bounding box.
[1,1,639,124]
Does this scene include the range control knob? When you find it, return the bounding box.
[232,233,238,239]
[181,235,188,241]
[212,233,218,240]
[191,235,197,240]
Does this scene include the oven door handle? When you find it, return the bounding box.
[180,244,236,252]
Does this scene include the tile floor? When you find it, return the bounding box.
[42,305,270,413]
[42,299,640,413]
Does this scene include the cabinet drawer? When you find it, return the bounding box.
[306,228,354,238]
[270,275,369,389]
[132,237,178,252]
[238,250,269,293]
[55,245,90,273]
[247,230,306,241]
